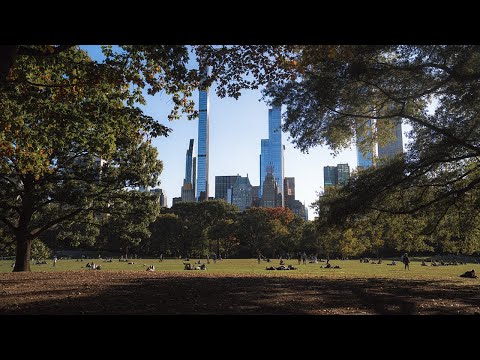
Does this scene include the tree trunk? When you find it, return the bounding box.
[13,234,32,272]
[13,173,35,272]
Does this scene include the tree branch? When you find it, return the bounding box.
[30,208,83,238]
[401,113,480,154]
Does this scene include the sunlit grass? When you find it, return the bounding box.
[1,257,478,283]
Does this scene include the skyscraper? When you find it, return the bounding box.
[261,166,281,208]
[150,188,167,207]
[356,119,375,169]
[231,175,253,211]
[185,139,194,187]
[378,119,403,160]
[336,163,350,185]
[181,139,196,203]
[197,66,210,201]
[215,175,238,202]
[259,105,284,206]
[284,177,295,208]
[324,164,350,189]
[323,166,337,188]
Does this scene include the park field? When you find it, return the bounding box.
[1,258,479,315]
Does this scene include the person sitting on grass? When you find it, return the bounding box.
[460,269,477,278]
[146,265,155,271]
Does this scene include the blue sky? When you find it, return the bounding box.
[81,45,404,220]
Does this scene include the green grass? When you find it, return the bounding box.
[1,258,478,282]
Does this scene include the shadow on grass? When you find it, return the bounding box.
[1,273,480,315]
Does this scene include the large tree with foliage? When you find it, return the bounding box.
[1,45,298,271]
[266,46,480,235]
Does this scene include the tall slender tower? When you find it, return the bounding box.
[196,66,210,201]
[185,139,194,185]
[259,105,284,206]
[181,139,196,202]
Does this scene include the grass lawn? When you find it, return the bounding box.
[1,258,479,315]
[1,257,478,281]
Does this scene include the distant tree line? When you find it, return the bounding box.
[2,194,478,260]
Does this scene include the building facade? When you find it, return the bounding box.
[181,139,196,203]
[261,167,281,208]
[196,67,210,201]
[259,106,284,206]
[150,188,167,207]
[323,166,337,188]
[231,175,253,211]
[336,163,350,185]
[215,175,238,202]
[284,177,295,208]
[324,164,350,189]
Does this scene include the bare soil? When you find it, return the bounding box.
[1,271,479,315]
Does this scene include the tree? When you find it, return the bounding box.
[98,190,160,257]
[266,45,480,235]
[149,213,183,257]
[0,47,163,271]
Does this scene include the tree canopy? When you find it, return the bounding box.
[265,45,480,232]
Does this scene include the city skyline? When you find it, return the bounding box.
[80,46,409,220]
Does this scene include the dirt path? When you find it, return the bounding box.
[1,271,479,315]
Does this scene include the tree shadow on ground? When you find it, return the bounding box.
[1,272,479,315]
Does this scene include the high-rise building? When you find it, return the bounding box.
[323,166,337,188]
[196,66,210,201]
[259,106,284,206]
[356,119,375,169]
[324,164,350,189]
[337,163,350,185]
[172,197,182,206]
[251,185,260,207]
[284,177,295,208]
[150,188,167,207]
[215,176,238,202]
[289,199,308,221]
[181,183,196,202]
[185,139,195,187]
[231,175,253,211]
[181,139,196,203]
[259,139,269,196]
[261,166,281,208]
[378,119,403,160]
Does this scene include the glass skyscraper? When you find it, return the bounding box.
[323,166,337,188]
[196,67,209,201]
[185,139,194,186]
[259,106,284,206]
[336,163,350,185]
[215,175,238,202]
